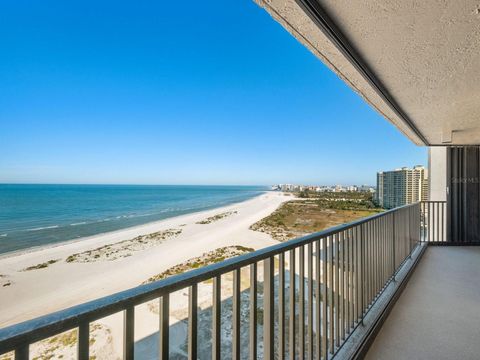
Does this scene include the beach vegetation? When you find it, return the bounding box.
[143,245,254,284]
[19,324,107,360]
[22,259,59,271]
[65,228,182,263]
[196,211,238,224]
[251,192,382,241]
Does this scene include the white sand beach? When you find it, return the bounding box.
[0,191,290,331]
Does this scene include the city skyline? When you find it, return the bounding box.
[0,1,427,186]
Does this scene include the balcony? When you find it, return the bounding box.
[366,245,480,360]
[0,201,455,359]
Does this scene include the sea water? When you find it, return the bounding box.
[0,184,267,254]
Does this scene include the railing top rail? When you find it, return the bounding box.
[0,201,421,353]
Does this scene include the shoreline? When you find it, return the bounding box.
[0,191,269,261]
[0,191,290,328]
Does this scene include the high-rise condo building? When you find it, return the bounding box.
[376,166,429,209]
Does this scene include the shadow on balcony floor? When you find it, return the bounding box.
[366,246,480,360]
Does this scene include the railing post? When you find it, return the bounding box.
[360,224,364,326]
[408,207,412,259]
[264,257,274,360]
[233,268,241,360]
[249,263,258,360]
[279,254,285,360]
[188,285,198,360]
[78,322,90,360]
[159,295,170,360]
[15,345,29,360]
[212,276,221,360]
[289,248,296,360]
[392,212,396,282]
[123,306,134,360]
[299,246,305,360]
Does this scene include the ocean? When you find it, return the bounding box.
[0,184,267,255]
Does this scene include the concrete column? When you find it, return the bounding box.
[428,147,447,201]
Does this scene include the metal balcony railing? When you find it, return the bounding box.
[0,201,443,359]
[420,201,447,243]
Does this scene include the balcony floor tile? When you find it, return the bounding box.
[366,246,480,360]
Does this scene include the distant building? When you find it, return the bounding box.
[358,184,375,193]
[273,183,376,194]
[376,166,429,209]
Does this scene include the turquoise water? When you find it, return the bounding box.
[0,184,267,255]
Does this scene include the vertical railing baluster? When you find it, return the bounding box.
[426,203,430,242]
[264,258,274,360]
[366,222,370,308]
[425,202,428,242]
[381,218,384,288]
[188,285,198,360]
[289,248,296,360]
[15,345,29,360]
[349,228,353,329]
[159,295,169,360]
[371,219,378,302]
[378,219,382,290]
[250,263,257,360]
[322,237,328,359]
[379,217,386,290]
[370,221,374,302]
[299,246,305,360]
[376,219,380,294]
[315,240,321,360]
[432,202,435,242]
[388,214,391,277]
[335,233,340,348]
[329,235,334,354]
[392,212,396,277]
[368,221,377,304]
[360,223,365,324]
[339,231,344,342]
[420,202,423,241]
[344,230,348,334]
[386,216,390,281]
[344,230,348,333]
[431,202,434,242]
[419,203,422,244]
[373,220,377,297]
[430,202,433,242]
[379,218,383,288]
[372,220,376,297]
[353,227,357,325]
[279,254,285,360]
[353,225,361,323]
[372,219,378,301]
[383,217,387,286]
[212,276,221,360]
[442,202,445,242]
[307,243,313,360]
[78,322,90,360]
[233,269,241,360]
[336,232,343,347]
[124,306,134,360]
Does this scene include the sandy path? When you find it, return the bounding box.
[0,191,290,328]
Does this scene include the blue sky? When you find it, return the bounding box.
[0,1,426,186]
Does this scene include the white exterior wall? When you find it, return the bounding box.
[428,147,447,201]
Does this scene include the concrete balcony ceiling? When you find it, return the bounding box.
[255,0,480,146]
